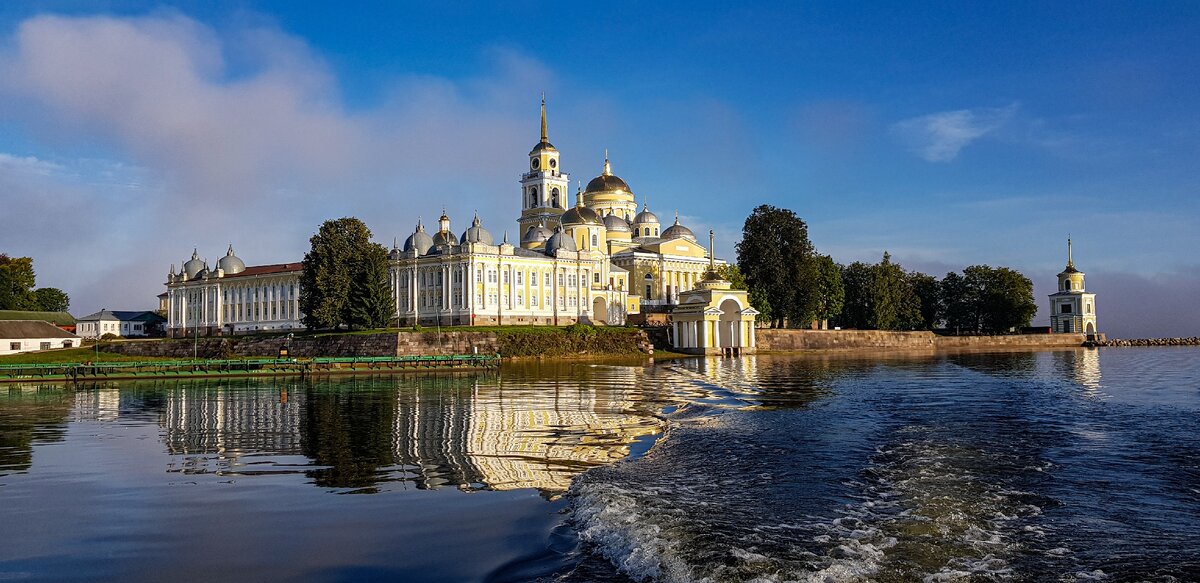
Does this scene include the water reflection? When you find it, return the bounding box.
[60,367,664,494]
[0,386,73,475]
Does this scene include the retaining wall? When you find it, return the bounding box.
[756,329,1086,352]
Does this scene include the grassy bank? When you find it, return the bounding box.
[494,325,648,358]
[0,347,171,364]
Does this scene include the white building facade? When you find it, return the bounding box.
[1048,238,1098,336]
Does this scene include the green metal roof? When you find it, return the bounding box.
[0,310,75,326]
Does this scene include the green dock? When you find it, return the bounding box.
[0,354,500,383]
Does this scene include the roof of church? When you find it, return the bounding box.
[224,262,304,278]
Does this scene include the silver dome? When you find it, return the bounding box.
[460,213,494,245]
[403,220,435,255]
[545,227,578,255]
[603,214,631,232]
[217,244,246,275]
[522,222,554,244]
[432,230,459,247]
[183,249,205,279]
[633,204,659,225]
[661,214,696,242]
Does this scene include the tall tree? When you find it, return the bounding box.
[979,267,1037,333]
[940,271,973,333]
[300,217,381,330]
[346,245,396,330]
[735,205,816,328]
[839,261,873,329]
[812,255,844,329]
[868,252,922,330]
[31,288,70,312]
[908,272,941,330]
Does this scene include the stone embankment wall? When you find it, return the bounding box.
[99,328,648,359]
[1093,337,1200,347]
[756,329,1086,352]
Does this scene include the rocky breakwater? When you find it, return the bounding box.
[1092,337,1200,347]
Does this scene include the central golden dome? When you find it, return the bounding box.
[584,153,632,195]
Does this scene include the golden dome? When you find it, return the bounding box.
[584,151,632,194]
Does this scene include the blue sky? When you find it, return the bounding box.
[0,1,1197,337]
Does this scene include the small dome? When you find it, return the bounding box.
[561,203,603,227]
[545,226,578,254]
[529,141,558,155]
[183,249,205,278]
[217,244,246,275]
[196,261,211,279]
[633,204,659,225]
[461,213,494,245]
[522,222,554,244]
[403,220,435,255]
[661,213,696,242]
[603,214,631,232]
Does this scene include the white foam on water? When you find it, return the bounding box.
[571,482,697,583]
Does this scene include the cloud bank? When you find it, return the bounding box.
[0,13,550,314]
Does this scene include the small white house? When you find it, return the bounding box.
[76,310,166,339]
[0,320,81,355]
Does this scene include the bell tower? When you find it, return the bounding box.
[519,94,570,235]
[1048,237,1099,337]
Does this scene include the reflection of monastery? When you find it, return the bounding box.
[130,375,658,493]
[163,98,746,338]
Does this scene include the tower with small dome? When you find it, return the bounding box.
[1048,237,1098,336]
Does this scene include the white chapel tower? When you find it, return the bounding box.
[518,95,570,237]
[1048,237,1098,336]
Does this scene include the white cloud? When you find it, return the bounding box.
[892,103,1018,162]
[0,13,554,315]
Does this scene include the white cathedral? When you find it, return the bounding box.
[164,98,727,337]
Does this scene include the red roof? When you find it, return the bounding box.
[224,262,304,278]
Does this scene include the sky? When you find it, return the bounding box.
[0,1,1197,338]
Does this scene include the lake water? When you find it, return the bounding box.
[1,348,1198,582]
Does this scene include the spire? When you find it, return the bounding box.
[191,248,199,260]
[226,243,235,256]
[674,210,680,225]
[416,217,424,232]
[1067,235,1074,269]
[393,237,398,250]
[503,230,510,245]
[472,210,481,227]
[602,149,612,176]
[576,182,584,207]
[540,92,548,143]
[700,230,710,271]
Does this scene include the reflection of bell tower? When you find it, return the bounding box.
[519,94,570,235]
[1048,237,1099,337]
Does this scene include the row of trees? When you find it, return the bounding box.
[0,254,70,312]
[299,218,396,330]
[734,205,1037,333]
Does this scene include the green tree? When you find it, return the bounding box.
[812,255,844,329]
[941,265,1036,334]
[300,217,382,330]
[940,271,974,333]
[0,255,36,310]
[839,261,873,329]
[868,252,922,330]
[979,267,1037,333]
[908,272,941,330]
[735,205,816,328]
[31,287,70,312]
[346,245,396,329]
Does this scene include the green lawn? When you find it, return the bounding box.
[0,348,169,364]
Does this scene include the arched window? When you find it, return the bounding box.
[551,187,560,207]
[529,186,538,208]
[591,233,598,247]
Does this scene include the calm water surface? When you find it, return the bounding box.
[1,348,1199,582]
